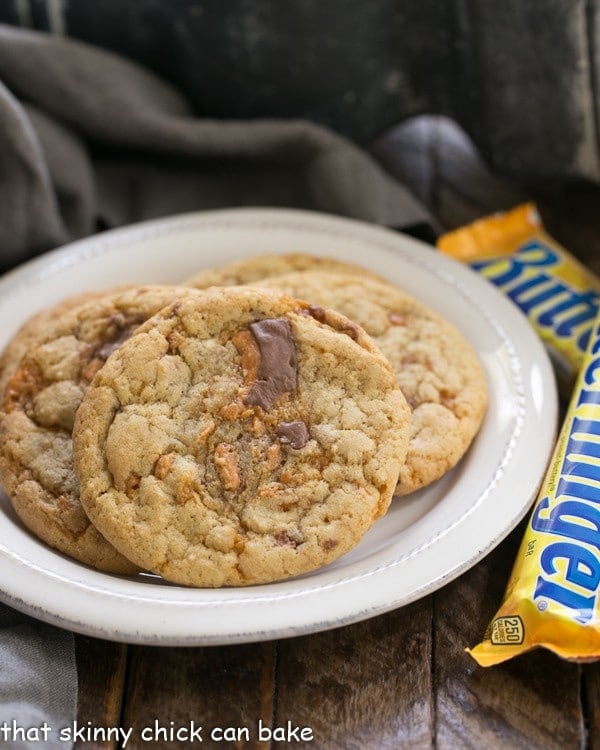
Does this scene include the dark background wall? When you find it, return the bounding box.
[1,0,599,183]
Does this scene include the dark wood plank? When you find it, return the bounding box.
[275,599,433,749]
[74,635,128,750]
[584,664,600,750]
[121,642,276,749]
[434,526,584,750]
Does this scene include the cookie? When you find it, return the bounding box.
[184,252,383,288]
[0,291,103,398]
[0,285,199,573]
[72,286,411,586]
[256,271,488,495]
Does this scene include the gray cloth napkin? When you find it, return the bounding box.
[0,23,433,272]
[0,608,76,749]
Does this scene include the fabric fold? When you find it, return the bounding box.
[0,23,433,272]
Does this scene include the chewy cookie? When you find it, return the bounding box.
[72,287,411,587]
[0,285,200,573]
[0,291,104,398]
[256,271,488,495]
[184,252,383,288]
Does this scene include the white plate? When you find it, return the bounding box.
[0,208,557,645]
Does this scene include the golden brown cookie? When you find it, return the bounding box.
[0,291,103,398]
[184,252,383,288]
[256,271,488,495]
[72,287,411,586]
[0,285,199,573]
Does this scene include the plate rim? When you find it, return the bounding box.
[0,207,557,644]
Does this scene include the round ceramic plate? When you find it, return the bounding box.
[0,208,557,645]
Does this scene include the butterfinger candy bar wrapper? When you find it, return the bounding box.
[467,306,600,665]
[437,203,600,396]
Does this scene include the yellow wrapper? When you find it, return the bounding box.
[468,306,600,666]
[438,203,600,394]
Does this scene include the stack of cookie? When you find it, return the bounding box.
[0,254,487,587]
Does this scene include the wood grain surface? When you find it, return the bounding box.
[74,533,588,750]
[434,526,584,750]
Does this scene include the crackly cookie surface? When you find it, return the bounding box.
[72,287,410,587]
[0,285,198,573]
[0,291,104,398]
[257,272,488,495]
[184,252,383,288]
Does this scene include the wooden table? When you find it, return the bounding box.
[73,186,600,750]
